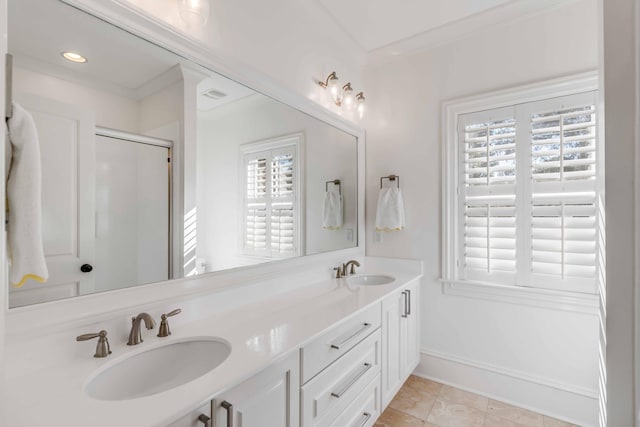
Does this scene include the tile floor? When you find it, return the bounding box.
[374,375,581,427]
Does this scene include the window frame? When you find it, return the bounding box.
[442,72,602,303]
[239,133,304,259]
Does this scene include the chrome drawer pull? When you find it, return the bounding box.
[406,289,412,315]
[352,412,372,427]
[221,401,233,427]
[330,323,372,350]
[401,291,408,318]
[331,363,372,398]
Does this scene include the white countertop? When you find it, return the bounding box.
[4,268,422,427]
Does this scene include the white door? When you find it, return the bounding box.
[9,93,95,307]
[94,135,170,292]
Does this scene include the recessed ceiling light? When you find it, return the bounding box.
[61,52,88,63]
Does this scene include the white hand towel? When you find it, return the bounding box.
[7,103,48,288]
[322,189,343,230]
[375,187,406,232]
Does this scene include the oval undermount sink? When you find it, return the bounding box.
[85,338,231,401]
[347,274,396,286]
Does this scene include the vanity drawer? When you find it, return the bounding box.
[329,374,380,427]
[301,328,381,427]
[301,302,381,383]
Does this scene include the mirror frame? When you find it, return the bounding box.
[4,0,365,334]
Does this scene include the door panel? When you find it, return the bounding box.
[9,93,95,307]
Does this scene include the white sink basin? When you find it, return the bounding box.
[347,274,395,286]
[85,338,231,401]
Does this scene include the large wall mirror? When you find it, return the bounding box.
[7,0,358,308]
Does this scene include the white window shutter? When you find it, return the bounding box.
[269,150,296,256]
[242,139,300,258]
[459,107,518,285]
[455,91,600,294]
[527,97,598,293]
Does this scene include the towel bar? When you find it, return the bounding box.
[380,174,400,189]
[325,179,341,195]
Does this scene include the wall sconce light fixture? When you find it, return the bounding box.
[318,71,366,118]
[177,0,210,27]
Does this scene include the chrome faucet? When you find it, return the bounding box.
[343,260,361,276]
[127,313,156,346]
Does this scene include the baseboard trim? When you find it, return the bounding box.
[416,349,598,427]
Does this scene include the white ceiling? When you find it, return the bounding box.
[316,0,517,52]
[315,0,580,58]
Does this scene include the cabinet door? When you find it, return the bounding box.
[212,351,299,427]
[402,280,420,376]
[167,403,210,427]
[381,290,404,407]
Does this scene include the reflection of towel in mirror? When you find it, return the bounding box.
[375,187,405,232]
[322,189,343,230]
[7,103,48,288]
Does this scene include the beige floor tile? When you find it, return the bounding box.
[405,375,444,395]
[542,416,580,427]
[439,385,489,411]
[374,407,425,427]
[426,398,486,427]
[389,382,438,421]
[486,400,543,426]
[485,413,524,427]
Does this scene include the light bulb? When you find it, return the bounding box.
[177,0,210,27]
[356,92,365,119]
[327,76,342,105]
[343,83,354,108]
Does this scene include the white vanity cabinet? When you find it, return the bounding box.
[381,279,420,408]
[210,351,300,427]
[300,302,382,427]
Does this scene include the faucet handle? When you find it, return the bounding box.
[157,308,182,337]
[76,330,112,358]
[333,267,343,279]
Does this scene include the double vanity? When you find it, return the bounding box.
[4,257,422,427]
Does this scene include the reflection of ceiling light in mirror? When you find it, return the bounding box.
[177,0,210,27]
[61,52,87,63]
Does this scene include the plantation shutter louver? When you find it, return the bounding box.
[459,107,518,285]
[456,91,600,294]
[242,139,300,258]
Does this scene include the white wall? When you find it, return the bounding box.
[12,66,139,131]
[196,95,357,272]
[363,1,600,425]
[0,0,7,419]
[601,0,637,425]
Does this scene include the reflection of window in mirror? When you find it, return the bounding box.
[241,134,302,259]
